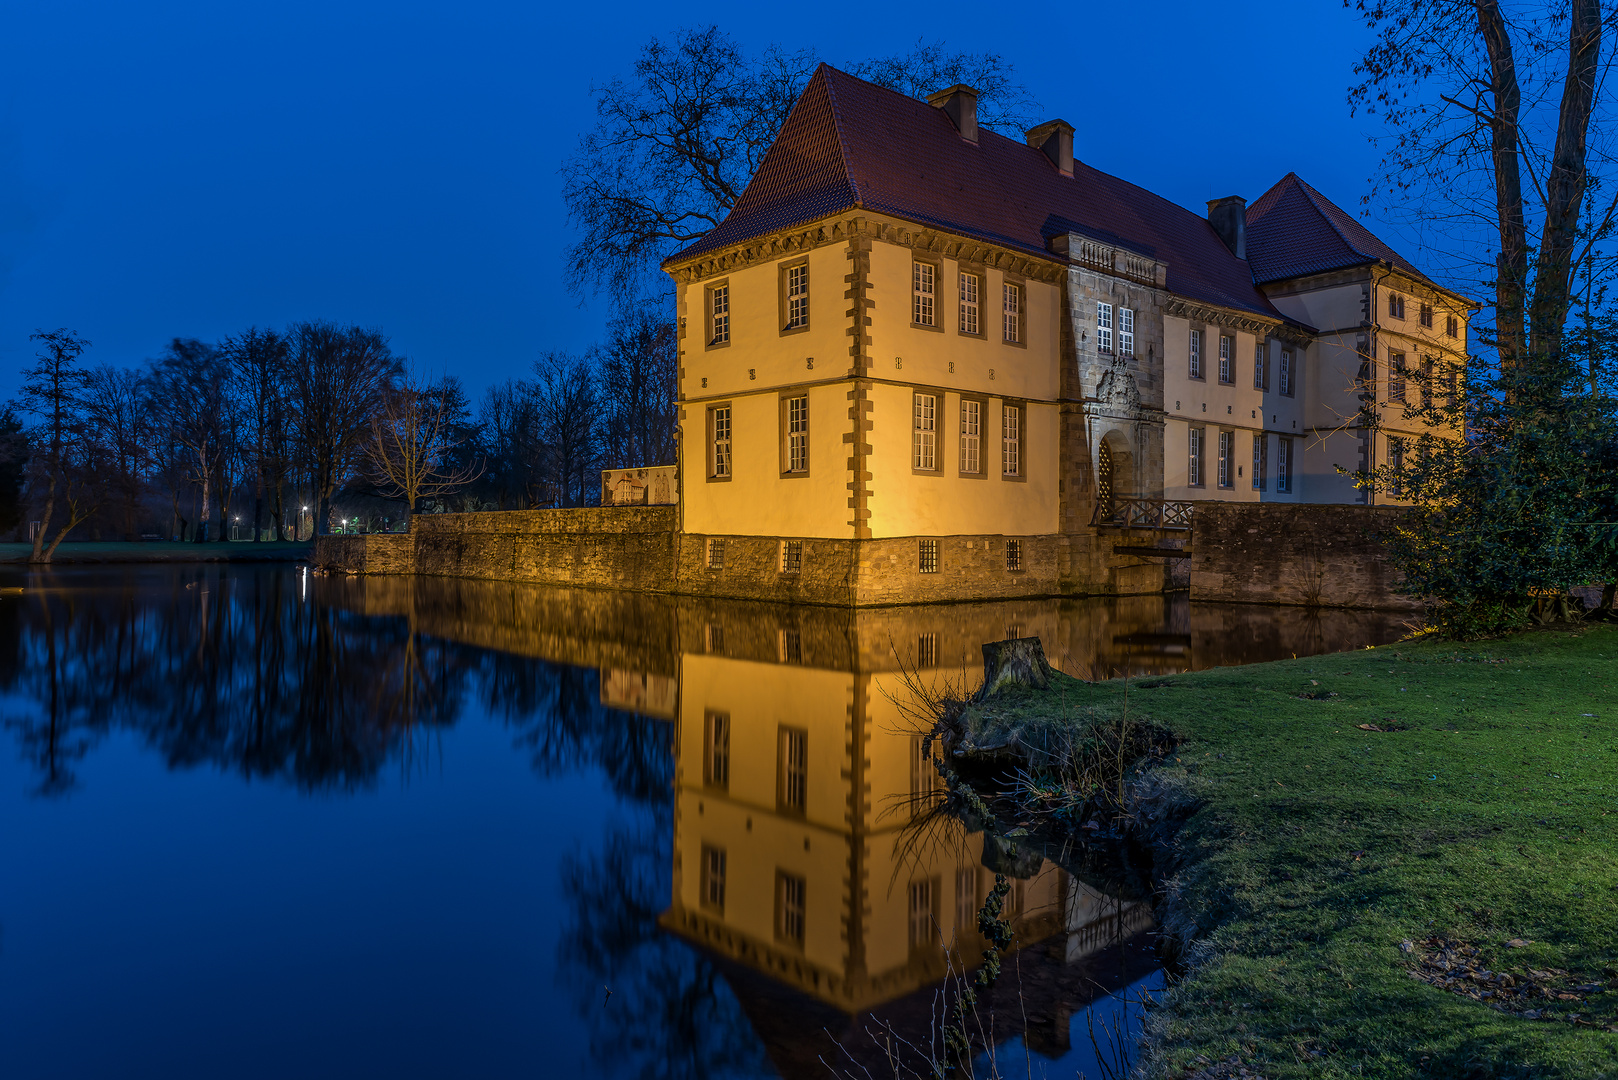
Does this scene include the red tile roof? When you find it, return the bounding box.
[667,65,1287,321]
[1245,173,1428,285]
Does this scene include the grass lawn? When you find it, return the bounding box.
[0,540,312,563]
[994,625,1618,1078]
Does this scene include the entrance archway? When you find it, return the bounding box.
[1098,443,1115,507]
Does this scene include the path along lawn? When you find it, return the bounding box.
[1036,625,1618,1078]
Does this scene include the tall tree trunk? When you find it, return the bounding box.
[30,474,57,563]
[1478,0,1529,367]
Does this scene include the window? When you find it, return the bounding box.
[706,537,725,570]
[1218,334,1233,384]
[1001,404,1021,477]
[913,393,937,470]
[1253,342,1268,391]
[1252,433,1267,491]
[701,845,726,912]
[1420,302,1434,328]
[778,627,803,663]
[908,878,937,949]
[1445,314,1459,338]
[1118,308,1135,357]
[1189,329,1203,379]
[917,539,939,574]
[1388,352,1406,402]
[785,395,808,473]
[777,725,807,813]
[1097,302,1113,352]
[911,734,939,815]
[1446,366,1459,406]
[1217,430,1234,488]
[917,632,938,666]
[1388,292,1406,319]
[703,711,730,789]
[1188,426,1205,487]
[1005,540,1022,571]
[955,866,978,939]
[1002,283,1021,342]
[1276,437,1292,493]
[959,272,980,335]
[781,539,803,574]
[783,262,809,330]
[1279,350,1294,396]
[709,406,731,479]
[1357,348,1376,392]
[959,399,981,474]
[708,283,730,345]
[776,872,806,946]
[913,261,935,325]
[1388,437,1405,497]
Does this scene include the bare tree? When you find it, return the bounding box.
[366,371,483,515]
[562,28,1039,300]
[220,327,289,542]
[475,380,544,508]
[532,351,599,508]
[148,339,230,543]
[20,329,98,562]
[597,307,677,469]
[285,321,397,534]
[82,364,148,540]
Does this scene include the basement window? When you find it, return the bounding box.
[918,538,939,574]
[1005,540,1022,571]
[706,537,725,570]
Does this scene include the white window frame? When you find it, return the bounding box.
[1189,329,1203,379]
[1005,539,1022,571]
[1389,351,1406,402]
[1097,302,1113,352]
[1217,430,1233,488]
[781,539,803,574]
[1118,307,1134,357]
[959,399,981,474]
[786,395,808,473]
[710,283,730,345]
[1188,426,1205,487]
[1276,437,1291,493]
[917,538,939,573]
[710,405,732,478]
[913,393,937,470]
[1279,350,1293,396]
[1218,334,1233,383]
[1252,433,1267,491]
[913,262,935,326]
[959,272,979,335]
[1253,342,1266,391]
[1002,283,1021,342]
[785,264,809,329]
[1001,404,1020,477]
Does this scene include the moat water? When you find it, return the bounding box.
[0,566,1410,1079]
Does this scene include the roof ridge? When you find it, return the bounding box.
[818,65,862,208]
[1289,174,1374,263]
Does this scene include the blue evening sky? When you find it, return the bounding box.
[0,1,1386,403]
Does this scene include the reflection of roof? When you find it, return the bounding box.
[665,65,1285,321]
[1246,173,1428,286]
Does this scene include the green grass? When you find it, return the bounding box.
[0,540,312,563]
[1005,626,1618,1078]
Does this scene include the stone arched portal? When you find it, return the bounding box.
[1098,429,1136,508]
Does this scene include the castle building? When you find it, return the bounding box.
[662,66,1469,605]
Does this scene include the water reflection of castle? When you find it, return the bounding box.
[337,576,1400,1070]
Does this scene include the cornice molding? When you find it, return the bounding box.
[1164,297,1310,346]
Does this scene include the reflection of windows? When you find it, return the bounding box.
[917,632,938,667]
[778,627,803,664]
[913,262,935,325]
[1005,624,1023,640]
[955,866,978,940]
[959,399,981,474]
[704,623,725,653]
[1005,540,1022,571]
[780,540,803,574]
[703,711,730,789]
[777,726,807,814]
[913,393,937,470]
[776,871,806,946]
[959,272,979,335]
[1003,879,1024,922]
[918,538,939,574]
[908,878,938,949]
[910,734,939,817]
[701,844,726,912]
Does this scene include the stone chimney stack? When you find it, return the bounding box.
[927,84,979,143]
[1025,120,1074,178]
[1207,195,1248,260]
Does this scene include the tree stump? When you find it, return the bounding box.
[977,637,1054,700]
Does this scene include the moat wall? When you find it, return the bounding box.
[317,503,1415,610]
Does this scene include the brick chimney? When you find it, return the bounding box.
[1207,195,1247,260]
[927,84,978,143]
[1025,120,1074,178]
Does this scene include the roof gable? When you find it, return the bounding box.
[1246,173,1426,285]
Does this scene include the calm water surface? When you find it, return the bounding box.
[0,567,1407,1079]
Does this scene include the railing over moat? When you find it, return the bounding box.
[1092,496,1194,530]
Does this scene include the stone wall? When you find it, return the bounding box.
[1189,502,1419,610]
